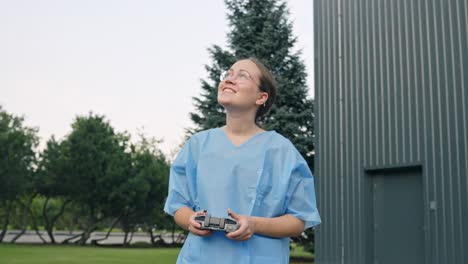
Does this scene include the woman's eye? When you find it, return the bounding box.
[239,73,249,80]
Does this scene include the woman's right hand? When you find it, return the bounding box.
[187,210,213,237]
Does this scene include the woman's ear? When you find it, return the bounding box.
[256,92,269,106]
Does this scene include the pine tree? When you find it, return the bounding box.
[189,0,315,167]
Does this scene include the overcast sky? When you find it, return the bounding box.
[0,0,313,157]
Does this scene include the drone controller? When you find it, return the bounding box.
[194,214,240,233]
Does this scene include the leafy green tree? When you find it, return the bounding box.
[65,113,133,244]
[97,139,141,247]
[0,106,38,242]
[130,135,171,246]
[36,137,74,243]
[86,134,170,247]
[189,0,315,166]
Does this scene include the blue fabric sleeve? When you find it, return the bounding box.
[163,139,195,216]
[285,152,321,230]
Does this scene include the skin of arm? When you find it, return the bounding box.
[174,207,303,240]
[173,206,212,237]
[226,209,304,241]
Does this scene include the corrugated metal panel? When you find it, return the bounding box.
[314,0,468,263]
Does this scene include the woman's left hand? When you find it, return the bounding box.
[225,208,256,241]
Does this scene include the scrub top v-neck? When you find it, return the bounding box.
[218,127,269,148]
[164,128,321,264]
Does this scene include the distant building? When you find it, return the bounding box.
[314,1,467,263]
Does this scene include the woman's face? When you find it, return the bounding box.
[217,60,267,113]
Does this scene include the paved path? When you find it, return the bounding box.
[2,230,183,245]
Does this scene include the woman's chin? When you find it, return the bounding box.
[217,98,233,107]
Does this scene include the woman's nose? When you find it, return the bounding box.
[224,75,236,83]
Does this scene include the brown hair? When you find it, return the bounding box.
[245,57,277,123]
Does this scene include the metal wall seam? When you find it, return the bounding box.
[337,0,345,263]
[403,0,414,162]
[376,0,385,166]
[313,0,323,260]
[396,0,404,163]
[456,0,468,259]
[449,1,463,262]
[372,0,379,166]
[423,0,440,262]
[445,1,459,261]
[384,0,391,167]
[414,0,433,262]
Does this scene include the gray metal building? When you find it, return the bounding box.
[314,0,467,263]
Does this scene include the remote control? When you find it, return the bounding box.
[194,214,240,233]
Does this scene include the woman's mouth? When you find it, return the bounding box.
[222,87,237,93]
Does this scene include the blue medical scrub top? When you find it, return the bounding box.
[164,128,321,264]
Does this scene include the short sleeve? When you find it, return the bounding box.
[163,139,196,216]
[285,152,321,230]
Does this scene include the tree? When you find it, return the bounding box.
[64,113,133,244]
[189,0,314,167]
[130,135,171,246]
[35,137,74,243]
[0,106,38,242]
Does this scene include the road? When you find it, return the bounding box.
[2,230,183,245]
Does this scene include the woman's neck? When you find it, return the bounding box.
[224,113,263,136]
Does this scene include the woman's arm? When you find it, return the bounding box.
[252,214,305,237]
[174,206,213,237]
[226,209,304,241]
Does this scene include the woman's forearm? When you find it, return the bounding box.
[251,214,304,238]
[176,207,304,238]
[173,206,194,231]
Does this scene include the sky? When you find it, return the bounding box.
[0,0,313,157]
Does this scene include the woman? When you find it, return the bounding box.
[164,58,321,263]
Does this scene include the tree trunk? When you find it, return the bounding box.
[127,231,134,245]
[76,229,92,245]
[92,216,120,245]
[0,200,13,242]
[42,197,72,244]
[41,197,55,243]
[30,210,47,244]
[148,228,169,247]
[176,232,186,244]
[61,232,83,244]
[123,231,129,246]
[72,209,105,245]
[75,218,104,245]
[10,228,26,243]
[11,194,38,243]
[50,199,71,227]
[148,228,158,246]
[171,223,176,244]
[33,230,47,244]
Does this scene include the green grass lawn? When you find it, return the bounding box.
[0,244,313,264]
[0,244,179,264]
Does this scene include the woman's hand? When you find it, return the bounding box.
[187,210,213,237]
[225,208,256,241]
